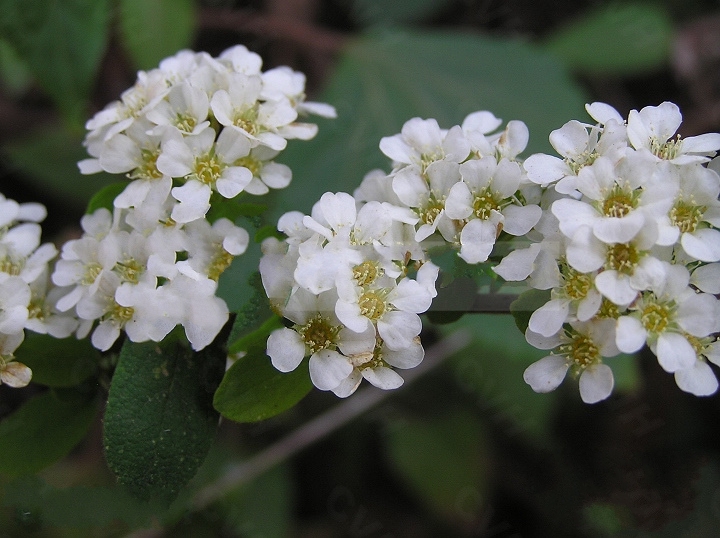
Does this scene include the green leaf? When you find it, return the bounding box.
[103,338,226,501]
[226,271,279,354]
[214,347,312,423]
[0,390,97,478]
[509,288,551,333]
[119,0,196,71]
[0,39,32,95]
[2,126,119,210]
[425,276,477,325]
[448,313,557,443]
[383,409,491,522]
[13,333,99,388]
[274,30,587,221]
[86,182,128,214]
[350,0,451,27]
[542,3,674,75]
[0,0,110,126]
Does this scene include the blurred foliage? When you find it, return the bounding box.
[542,2,674,75]
[1,0,719,536]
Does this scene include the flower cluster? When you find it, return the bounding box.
[260,192,439,397]
[65,46,334,353]
[79,46,335,223]
[495,101,720,401]
[50,203,248,352]
[260,112,546,396]
[0,194,76,387]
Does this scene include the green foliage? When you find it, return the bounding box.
[509,288,551,333]
[2,126,118,209]
[0,0,110,127]
[0,39,32,95]
[543,2,674,75]
[0,390,98,478]
[449,313,558,442]
[12,333,99,388]
[103,337,226,501]
[214,346,313,423]
[383,408,491,522]
[86,182,128,214]
[275,30,587,220]
[119,0,196,70]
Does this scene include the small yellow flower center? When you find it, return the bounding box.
[175,113,197,134]
[650,135,682,161]
[560,332,601,372]
[596,298,621,319]
[358,290,388,321]
[207,248,234,281]
[107,301,135,324]
[233,105,259,135]
[606,243,640,275]
[641,302,671,333]
[297,315,340,354]
[0,256,23,276]
[563,266,593,300]
[419,196,444,226]
[353,261,382,287]
[129,149,164,181]
[601,184,637,218]
[670,200,706,234]
[193,154,223,185]
[82,262,103,286]
[234,155,262,177]
[567,150,599,175]
[473,188,502,220]
[114,258,144,284]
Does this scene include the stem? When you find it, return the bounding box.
[191,330,471,510]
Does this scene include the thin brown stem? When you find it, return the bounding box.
[191,330,471,510]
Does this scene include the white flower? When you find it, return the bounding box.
[524,319,619,404]
[661,163,720,262]
[157,127,253,222]
[615,264,719,373]
[379,117,470,171]
[524,117,626,193]
[627,101,720,164]
[0,332,31,388]
[211,72,298,151]
[445,157,541,263]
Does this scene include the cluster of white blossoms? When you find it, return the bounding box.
[50,204,248,352]
[79,45,335,223]
[260,112,546,396]
[0,194,78,387]
[61,46,335,354]
[494,101,720,402]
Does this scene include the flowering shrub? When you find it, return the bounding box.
[2,43,719,512]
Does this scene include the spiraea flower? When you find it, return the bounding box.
[78,45,335,224]
[496,101,720,400]
[260,190,439,397]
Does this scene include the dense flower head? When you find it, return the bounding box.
[260,191,438,397]
[78,45,336,224]
[51,202,249,352]
[0,193,74,388]
[497,101,720,401]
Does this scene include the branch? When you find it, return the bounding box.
[191,330,471,510]
[198,7,348,53]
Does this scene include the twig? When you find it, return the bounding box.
[199,7,348,53]
[191,330,471,510]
